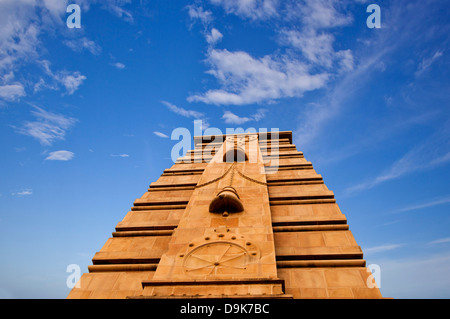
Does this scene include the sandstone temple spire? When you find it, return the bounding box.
[68,130,383,299]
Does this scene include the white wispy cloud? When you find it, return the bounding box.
[112,62,126,69]
[415,50,444,77]
[295,0,449,153]
[210,0,278,21]
[188,49,329,105]
[393,195,450,214]
[345,127,450,195]
[206,28,223,45]
[12,189,33,197]
[373,253,450,298]
[40,0,70,23]
[0,84,25,101]
[101,0,134,22]
[0,1,89,100]
[40,60,86,95]
[162,100,210,128]
[428,238,450,246]
[163,100,205,118]
[0,1,39,101]
[280,29,335,68]
[45,150,74,161]
[0,1,39,73]
[279,29,354,72]
[188,0,354,106]
[15,105,77,146]
[290,0,353,29]
[186,4,213,25]
[153,131,169,138]
[364,243,404,255]
[64,37,102,55]
[222,109,267,125]
[57,71,87,95]
[0,0,134,102]
[111,154,129,158]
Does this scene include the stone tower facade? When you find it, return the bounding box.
[67,131,383,299]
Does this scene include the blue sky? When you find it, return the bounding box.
[0,0,449,299]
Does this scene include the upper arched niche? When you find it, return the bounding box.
[223,147,248,163]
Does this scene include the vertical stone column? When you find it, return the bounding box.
[140,133,290,298]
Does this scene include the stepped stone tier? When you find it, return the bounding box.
[68,131,383,299]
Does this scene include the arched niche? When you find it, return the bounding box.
[223,147,248,163]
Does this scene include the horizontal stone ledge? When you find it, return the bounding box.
[174,160,213,164]
[267,176,323,182]
[272,224,349,232]
[194,142,224,147]
[149,182,198,188]
[265,163,313,170]
[134,200,189,206]
[176,156,213,161]
[260,149,298,154]
[88,264,158,272]
[188,151,218,157]
[270,193,334,200]
[270,199,336,206]
[148,186,196,192]
[161,172,203,176]
[267,180,324,186]
[276,253,363,261]
[175,160,213,164]
[259,144,296,149]
[130,293,293,299]
[92,257,161,265]
[131,206,187,211]
[262,153,304,158]
[272,219,347,227]
[276,259,366,268]
[112,230,174,237]
[131,205,187,211]
[132,200,189,211]
[266,166,313,172]
[258,139,291,145]
[163,168,205,173]
[115,224,178,232]
[141,278,286,288]
[194,131,292,144]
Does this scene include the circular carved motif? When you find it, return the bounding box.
[183,241,254,276]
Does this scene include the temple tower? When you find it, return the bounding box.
[67,131,383,299]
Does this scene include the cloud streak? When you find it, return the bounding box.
[15,105,77,146]
[415,50,444,77]
[162,100,210,128]
[345,127,450,195]
[222,109,267,125]
[40,60,86,95]
[0,0,135,102]
[393,195,450,214]
[210,0,278,21]
[64,37,102,55]
[374,253,450,298]
[188,49,329,105]
[110,154,130,158]
[153,131,169,138]
[188,0,354,106]
[45,150,74,161]
[12,189,33,197]
[364,243,404,255]
[0,84,25,101]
